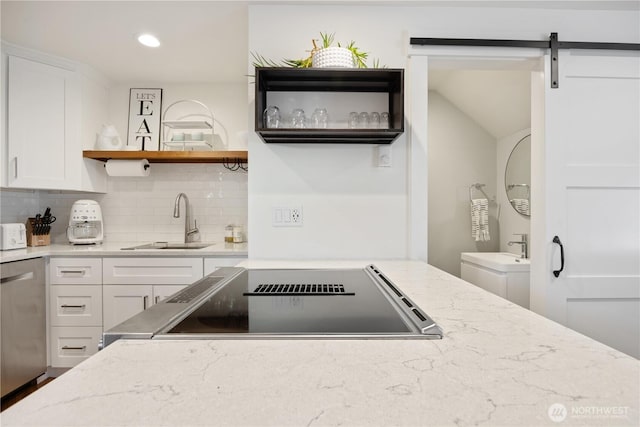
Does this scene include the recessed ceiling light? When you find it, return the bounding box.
[137,33,160,48]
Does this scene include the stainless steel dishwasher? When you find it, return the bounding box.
[1,257,46,397]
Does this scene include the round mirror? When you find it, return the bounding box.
[505,134,531,216]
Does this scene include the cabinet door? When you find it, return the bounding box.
[102,285,152,331]
[153,284,187,304]
[6,55,80,190]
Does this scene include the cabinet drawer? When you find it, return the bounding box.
[103,257,203,285]
[50,326,102,368]
[50,257,102,285]
[50,285,102,327]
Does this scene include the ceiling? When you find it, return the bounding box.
[1,1,249,83]
[429,69,532,139]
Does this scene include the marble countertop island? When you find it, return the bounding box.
[2,260,638,426]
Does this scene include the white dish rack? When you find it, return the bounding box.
[161,100,214,151]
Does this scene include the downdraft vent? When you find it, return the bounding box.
[244,283,354,296]
[166,277,222,303]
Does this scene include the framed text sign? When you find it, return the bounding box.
[127,88,162,150]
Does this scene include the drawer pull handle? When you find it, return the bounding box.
[61,304,86,309]
[60,270,86,276]
[62,345,87,351]
[143,295,149,310]
[155,296,160,304]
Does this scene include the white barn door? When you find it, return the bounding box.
[543,50,640,358]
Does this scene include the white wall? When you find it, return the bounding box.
[107,82,248,151]
[247,4,639,260]
[497,128,532,255]
[248,7,410,259]
[0,164,247,245]
[427,91,499,276]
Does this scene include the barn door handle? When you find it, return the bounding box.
[552,236,564,277]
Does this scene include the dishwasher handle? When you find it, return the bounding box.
[1,272,34,284]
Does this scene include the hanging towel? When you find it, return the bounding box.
[510,198,530,216]
[471,198,490,242]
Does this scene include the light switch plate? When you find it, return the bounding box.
[272,206,303,227]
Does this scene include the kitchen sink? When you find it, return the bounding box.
[121,242,213,250]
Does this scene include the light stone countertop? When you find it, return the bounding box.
[1,260,638,426]
[0,241,248,263]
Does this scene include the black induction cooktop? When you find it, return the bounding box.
[102,265,442,347]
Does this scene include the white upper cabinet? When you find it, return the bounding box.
[6,54,80,190]
[1,43,107,192]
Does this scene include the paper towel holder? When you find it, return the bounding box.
[103,159,151,177]
[103,162,150,170]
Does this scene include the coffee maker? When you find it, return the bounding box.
[67,200,104,245]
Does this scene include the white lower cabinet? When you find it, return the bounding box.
[102,258,203,331]
[102,284,189,331]
[49,257,103,368]
[48,255,244,368]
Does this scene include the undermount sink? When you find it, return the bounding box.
[121,242,213,250]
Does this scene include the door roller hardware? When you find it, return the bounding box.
[410,33,640,88]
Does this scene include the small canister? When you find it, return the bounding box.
[225,225,234,243]
[232,226,244,243]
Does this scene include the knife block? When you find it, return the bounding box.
[26,218,51,247]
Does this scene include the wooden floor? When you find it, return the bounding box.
[1,377,55,412]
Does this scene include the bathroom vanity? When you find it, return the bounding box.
[460,252,530,308]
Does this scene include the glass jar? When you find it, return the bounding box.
[232,226,244,243]
[225,225,234,243]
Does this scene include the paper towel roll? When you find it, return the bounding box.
[105,159,150,177]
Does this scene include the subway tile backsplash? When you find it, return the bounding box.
[0,164,247,245]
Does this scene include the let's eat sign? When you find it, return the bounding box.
[127,88,163,150]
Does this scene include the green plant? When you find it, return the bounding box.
[250,32,382,69]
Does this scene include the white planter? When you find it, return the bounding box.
[312,47,355,68]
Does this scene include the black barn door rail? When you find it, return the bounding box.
[410,33,640,88]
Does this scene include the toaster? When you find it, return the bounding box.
[0,223,27,250]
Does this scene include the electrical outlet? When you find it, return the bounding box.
[291,208,302,225]
[272,206,303,227]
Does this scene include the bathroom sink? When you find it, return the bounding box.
[121,242,213,250]
[460,252,529,272]
[460,252,530,308]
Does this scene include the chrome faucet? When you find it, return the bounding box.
[508,233,528,259]
[173,193,199,243]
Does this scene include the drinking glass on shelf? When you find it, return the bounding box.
[380,112,390,129]
[358,112,370,129]
[291,108,306,128]
[370,112,380,129]
[311,108,329,129]
[348,112,359,129]
[263,105,280,129]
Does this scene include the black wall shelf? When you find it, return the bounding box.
[255,67,404,144]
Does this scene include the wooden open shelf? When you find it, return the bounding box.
[83,150,247,164]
